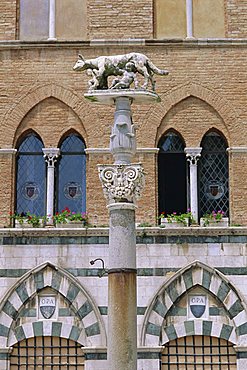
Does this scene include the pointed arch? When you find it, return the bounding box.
[143,83,238,147]
[0,262,106,347]
[141,261,247,346]
[1,83,96,147]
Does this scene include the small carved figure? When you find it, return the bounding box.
[110,62,139,90]
[73,52,169,91]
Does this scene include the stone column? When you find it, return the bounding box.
[43,148,60,224]
[98,94,146,370]
[48,0,56,40]
[186,0,194,38]
[185,147,202,223]
[86,89,158,370]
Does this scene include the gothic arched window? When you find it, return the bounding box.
[57,134,86,213]
[199,131,229,217]
[16,133,46,216]
[158,131,187,216]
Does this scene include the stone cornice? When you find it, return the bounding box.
[1,38,247,50]
[227,147,247,153]
[0,148,17,155]
[85,148,159,154]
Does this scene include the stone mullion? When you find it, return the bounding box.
[43,148,60,225]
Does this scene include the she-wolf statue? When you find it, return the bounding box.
[73,52,169,91]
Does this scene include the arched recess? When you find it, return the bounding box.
[1,83,96,147]
[199,129,229,217]
[57,131,87,213]
[139,83,237,147]
[0,262,106,348]
[158,130,187,215]
[141,261,247,347]
[156,96,229,148]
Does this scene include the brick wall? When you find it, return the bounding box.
[0,0,16,40]
[0,44,247,225]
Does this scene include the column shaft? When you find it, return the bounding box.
[186,0,193,38]
[48,0,56,40]
[108,204,137,370]
[190,163,198,223]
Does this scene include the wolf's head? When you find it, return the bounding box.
[73,54,86,71]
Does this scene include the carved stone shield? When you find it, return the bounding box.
[64,182,82,200]
[39,296,56,319]
[189,295,206,318]
[22,182,39,200]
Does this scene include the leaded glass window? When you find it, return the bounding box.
[16,134,46,216]
[199,132,229,217]
[158,132,187,215]
[57,134,86,213]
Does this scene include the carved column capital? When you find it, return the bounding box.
[98,163,145,204]
[184,147,202,165]
[42,148,60,167]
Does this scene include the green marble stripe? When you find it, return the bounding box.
[59,308,73,317]
[153,298,167,317]
[165,324,177,341]
[66,282,80,303]
[217,281,230,302]
[0,353,9,359]
[69,326,81,341]
[137,352,161,359]
[166,281,179,303]
[85,322,100,337]
[167,306,187,316]
[209,307,226,316]
[98,306,108,315]
[228,299,244,319]
[202,269,213,290]
[220,324,233,340]
[2,301,18,320]
[33,322,43,337]
[146,322,161,337]
[51,271,62,290]
[78,301,93,320]
[19,308,36,317]
[15,283,29,303]
[0,324,9,337]
[34,271,44,290]
[183,268,193,290]
[236,322,247,336]
[85,353,106,360]
[2,266,247,278]
[184,321,194,336]
[203,321,212,336]
[15,326,26,341]
[52,322,62,337]
[237,352,247,359]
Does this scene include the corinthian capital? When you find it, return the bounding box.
[42,148,60,167]
[184,147,202,165]
[98,163,145,204]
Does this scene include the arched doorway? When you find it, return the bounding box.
[161,335,236,369]
[10,336,85,369]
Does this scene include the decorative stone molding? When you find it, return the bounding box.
[184,147,202,165]
[85,147,159,154]
[0,148,17,155]
[227,147,247,153]
[43,148,60,167]
[98,163,145,204]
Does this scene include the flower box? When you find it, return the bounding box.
[200,217,229,227]
[160,218,189,228]
[15,219,43,228]
[55,221,87,228]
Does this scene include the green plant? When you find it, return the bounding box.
[159,210,194,226]
[53,207,89,225]
[137,222,153,227]
[202,210,225,226]
[10,212,47,227]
